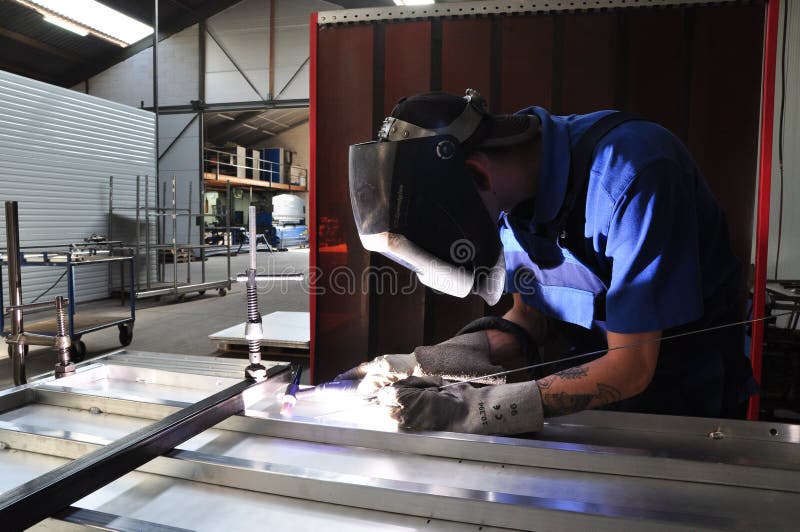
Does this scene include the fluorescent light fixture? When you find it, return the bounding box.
[15,0,153,47]
[43,15,88,37]
[394,0,436,5]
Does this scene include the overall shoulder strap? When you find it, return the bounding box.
[553,111,644,230]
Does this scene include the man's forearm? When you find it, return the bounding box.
[535,330,660,417]
[537,363,623,417]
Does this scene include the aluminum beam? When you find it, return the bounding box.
[0,365,290,529]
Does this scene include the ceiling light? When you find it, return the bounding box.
[15,0,153,47]
[42,15,89,37]
[394,0,436,5]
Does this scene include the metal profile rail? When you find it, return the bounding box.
[109,175,233,301]
[0,363,291,529]
[0,351,798,530]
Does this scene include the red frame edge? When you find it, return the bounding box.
[748,0,781,421]
[309,11,318,385]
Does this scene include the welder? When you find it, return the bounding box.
[339,89,755,436]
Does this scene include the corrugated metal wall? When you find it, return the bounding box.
[0,69,156,306]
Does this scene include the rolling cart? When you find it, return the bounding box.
[1,203,135,363]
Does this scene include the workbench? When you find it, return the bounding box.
[0,350,798,530]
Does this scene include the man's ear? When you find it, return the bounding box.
[466,152,493,191]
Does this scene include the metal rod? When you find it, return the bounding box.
[0,365,291,530]
[153,0,160,265]
[4,201,26,385]
[226,180,231,286]
[172,175,178,296]
[439,311,797,389]
[199,112,207,285]
[145,175,151,289]
[107,176,113,300]
[187,180,192,285]
[135,175,140,293]
[161,181,166,282]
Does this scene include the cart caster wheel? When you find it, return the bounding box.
[70,340,87,362]
[118,324,133,347]
[218,288,227,297]
[198,290,206,296]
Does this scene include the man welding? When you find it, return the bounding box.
[339,89,754,436]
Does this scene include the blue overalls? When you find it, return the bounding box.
[502,107,753,418]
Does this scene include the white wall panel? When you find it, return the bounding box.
[206,0,269,102]
[767,1,800,279]
[158,114,201,248]
[83,25,200,109]
[0,70,155,306]
[273,0,338,100]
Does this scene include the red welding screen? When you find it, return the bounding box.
[311,4,765,382]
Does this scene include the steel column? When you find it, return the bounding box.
[749,0,782,420]
[4,201,26,386]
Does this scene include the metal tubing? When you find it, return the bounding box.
[145,175,151,289]
[108,176,113,303]
[161,181,166,283]
[135,175,141,293]
[226,180,232,285]
[172,175,178,296]
[0,364,290,530]
[187,180,192,285]
[5,201,26,385]
[748,0,781,421]
[66,255,76,339]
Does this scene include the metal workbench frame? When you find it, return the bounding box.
[0,243,136,346]
[109,175,232,301]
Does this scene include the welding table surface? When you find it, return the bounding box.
[0,351,798,530]
[2,396,799,529]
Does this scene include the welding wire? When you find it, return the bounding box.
[438,311,793,389]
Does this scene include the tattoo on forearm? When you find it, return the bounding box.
[540,382,624,417]
[554,365,589,380]
[541,392,593,417]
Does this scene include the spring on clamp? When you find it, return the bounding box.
[53,296,75,377]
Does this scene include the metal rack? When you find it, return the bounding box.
[109,175,233,300]
[1,202,135,368]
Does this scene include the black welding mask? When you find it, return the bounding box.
[348,90,538,305]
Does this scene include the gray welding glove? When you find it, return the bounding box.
[334,332,503,395]
[384,376,544,436]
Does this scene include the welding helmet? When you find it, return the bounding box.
[348,89,539,305]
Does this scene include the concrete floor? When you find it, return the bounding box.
[0,249,310,389]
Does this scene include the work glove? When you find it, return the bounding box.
[334,332,504,395]
[383,376,544,436]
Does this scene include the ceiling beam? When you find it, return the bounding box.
[207,110,264,138]
[58,0,243,88]
[0,27,88,64]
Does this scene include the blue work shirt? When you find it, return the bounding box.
[501,107,749,417]
[502,106,741,334]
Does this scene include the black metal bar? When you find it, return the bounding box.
[4,201,26,385]
[147,98,309,114]
[0,364,290,530]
